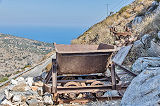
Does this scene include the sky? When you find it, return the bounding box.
[0,0,135,28]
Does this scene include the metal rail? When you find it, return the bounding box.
[58,96,123,104]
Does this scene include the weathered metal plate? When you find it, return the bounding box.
[55,43,116,54]
[54,43,115,74]
[112,45,133,65]
[57,53,111,74]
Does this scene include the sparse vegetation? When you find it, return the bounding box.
[0,77,8,83]
[0,34,54,76]
[118,5,131,14]
[72,0,154,45]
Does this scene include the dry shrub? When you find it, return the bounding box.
[45,62,52,72]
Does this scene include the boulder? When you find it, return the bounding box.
[26,99,39,106]
[26,77,34,87]
[141,34,152,46]
[43,93,53,105]
[25,85,31,91]
[4,89,13,100]
[1,99,14,106]
[12,95,21,102]
[133,40,144,48]
[11,79,18,85]
[121,67,160,106]
[147,40,160,57]
[12,83,27,92]
[151,1,159,6]
[103,90,119,97]
[132,16,143,25]
[16,77,24,82]
[158,31,160,39]
[7,85,15,91]
[25,90,38,96]
[132,57,160,74]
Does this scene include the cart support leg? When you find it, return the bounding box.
[52,59,57,94]
[111,63,116,90]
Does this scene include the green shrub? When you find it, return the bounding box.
[0,77,8,82]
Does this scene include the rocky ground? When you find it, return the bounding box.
[0,67,133,106]
[121,57,160,105]
[71,0,155,45]
[120,20,160,105]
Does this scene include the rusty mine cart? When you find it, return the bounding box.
[43,43,136,104]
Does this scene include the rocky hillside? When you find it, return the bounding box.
[71,0,156,46]
[72,0,160,64]
[0,34,54,78]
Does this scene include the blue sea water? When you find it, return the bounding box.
[0,26,87,44]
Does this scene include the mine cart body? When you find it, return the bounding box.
[55,43,116,75]
[43,43,134,104]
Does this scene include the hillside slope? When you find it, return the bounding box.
[0,34,54,78]
[71,0,155,46]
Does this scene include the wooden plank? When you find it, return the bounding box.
[112,45,133,65]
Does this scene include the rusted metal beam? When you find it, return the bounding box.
[45,59,56,84]
[56,78,108,83]
[52,59,57,93]
[58,96,123,104]
[111,63,116,90]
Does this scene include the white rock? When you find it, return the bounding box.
[133,40,144,48]
[12,95,21,102]
[1,99,15,106]
[152,1,159,6]
[121,67,160,106]
[103,90,119,97]
[147,40,160,57]
[158,31,160,39]
[26,99,39,106]
[156,5,160,13]
[141,34,151,45]
[11,79,18,85]
[132,57,160,74]
[4,89,13,100]
[7,85,15,91]
[43,93,53,105]
[16,77,24,82]
[25,86,31,91]
[26,77,34,87]
[132,17,142,25]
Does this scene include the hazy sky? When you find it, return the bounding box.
[0,0,134,27]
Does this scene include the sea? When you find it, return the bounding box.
[0,26,88,44]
